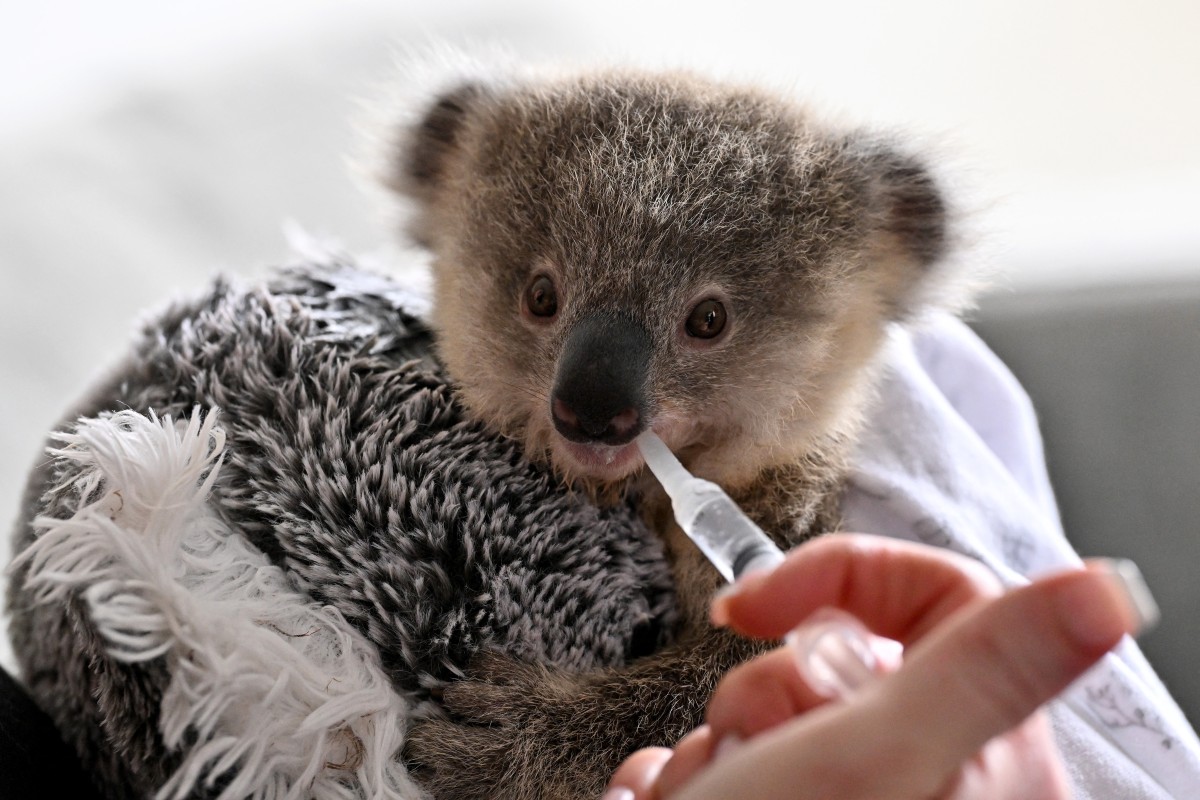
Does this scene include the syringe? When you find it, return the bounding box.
[636,430,785,582]
[636,430,900,699]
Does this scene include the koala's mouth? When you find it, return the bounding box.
[554,437,643,481]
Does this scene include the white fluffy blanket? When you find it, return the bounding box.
[15,409,423,799]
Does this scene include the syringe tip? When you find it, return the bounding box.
[636,430,692,497]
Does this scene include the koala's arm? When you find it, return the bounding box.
[404,614,767,800]
[405,462,843,800]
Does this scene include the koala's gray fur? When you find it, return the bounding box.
[386,60,958,799]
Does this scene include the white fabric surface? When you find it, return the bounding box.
[843,314,1200,798]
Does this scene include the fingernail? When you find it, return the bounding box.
[710,569,772,627]
[785,609,891,699]
[1058,559,1160,650]
[713,733,743,762]
[601,787,634,800]
[1091,558,1161,637]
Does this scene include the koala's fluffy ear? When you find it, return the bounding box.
[389,83,486,202]
[849,137,956,316]
[867,148,947,267]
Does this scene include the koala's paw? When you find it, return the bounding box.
[404,652,610,800]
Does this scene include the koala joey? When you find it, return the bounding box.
[384,61,957,799]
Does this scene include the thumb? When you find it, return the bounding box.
[869,559,1154,788]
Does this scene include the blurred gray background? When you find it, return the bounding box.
[2,0,1197,726]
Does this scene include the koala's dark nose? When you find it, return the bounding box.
[551,313,651,446]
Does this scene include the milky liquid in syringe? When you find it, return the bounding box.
[636,431,785,583]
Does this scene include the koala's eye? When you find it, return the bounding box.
[685,299,727,339]
[525,275,558,319]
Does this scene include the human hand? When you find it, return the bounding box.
[605,534,1155,800]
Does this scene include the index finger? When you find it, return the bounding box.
[710,534,1002,644]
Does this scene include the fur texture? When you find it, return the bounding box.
[6,260,676,798]
[385,63,959,799]
[13,408,422,800]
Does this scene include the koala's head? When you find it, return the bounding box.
[385,67,954,490]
